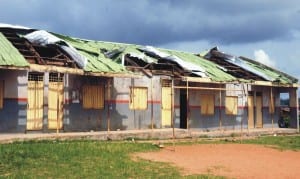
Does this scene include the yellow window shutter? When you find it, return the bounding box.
[200,94,214,115]
[93,85,104,109]
[129,87,147,110]
[83,85,92,108]
[225,96,238,115]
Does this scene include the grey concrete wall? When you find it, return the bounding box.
[110,76,162,130]
[0,68,292,133]
[0,69,27,133]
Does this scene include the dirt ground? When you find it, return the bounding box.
[135,144,300,179]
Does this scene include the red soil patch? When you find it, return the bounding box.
[135,144,300,179]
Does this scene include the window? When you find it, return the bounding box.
[225,96,238,115]
[0,80,3,109]
[82,85,104,109]
[200,94,214,115]
[129,87,147,110]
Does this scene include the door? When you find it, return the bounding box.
[256,95,263,128]
[248,96,254,128]
[161,81,172,127]
[48,73,64,130]
[180,90,187,129]
[27,73,44,130]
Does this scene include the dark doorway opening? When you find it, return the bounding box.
[180,89,187,129]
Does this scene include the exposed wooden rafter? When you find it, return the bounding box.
[0,28,79,69]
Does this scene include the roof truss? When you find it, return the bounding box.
[0,28,78,68]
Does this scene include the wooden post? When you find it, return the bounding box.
[219,85,222,131]
[107,79,111,133]
[56,73,60,135]
[186,80,189,131]
[171,78,175,151]
[151,77,154,130]
[270,87,274,132]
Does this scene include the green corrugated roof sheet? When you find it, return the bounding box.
[53,33,297,84]
[240,57,298,84]
[53,33,129,73]
[161,49,236,82]
[0,32,28,67]
[54,33,236,81]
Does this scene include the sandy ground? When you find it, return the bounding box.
[135,144,300,179]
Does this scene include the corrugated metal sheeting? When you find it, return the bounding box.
[0,32,28,67]
[0,24,298,85]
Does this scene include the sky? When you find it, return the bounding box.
[0,0,300,83]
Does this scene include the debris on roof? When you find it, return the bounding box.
[204,47,272,81]
[161,48,236,82]
[240,56,298,84]
[24,30,88,68]
[138,46,207,77]
[53,34,130,73]
[0,28,78,68]
[0,23,298,85]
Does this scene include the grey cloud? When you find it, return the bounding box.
[0,0,299,46]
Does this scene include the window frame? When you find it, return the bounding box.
[82,84,105,109]
[129,86,148,110]
[225,96,238,115]
[200,94,215,115]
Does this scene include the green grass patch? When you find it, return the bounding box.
[242,135,300,151]
[1,135,298,178]
[0,140,224,178]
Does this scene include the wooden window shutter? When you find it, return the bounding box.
[129,87,147,110]
[83,85,104,109]
[93,85,104,109]
[200,94,214,115]
[82,85,93,108]
[225,96,238,115]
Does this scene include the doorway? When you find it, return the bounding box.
[248,91,263,128]
[26,73,44,130]
[161,80,172,127]
[180,89,187,129]
[48,73,64,130]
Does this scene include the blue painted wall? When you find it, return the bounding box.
[0,99,27,132]
[63,102,161,131]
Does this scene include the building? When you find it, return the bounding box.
[0,24,298,133]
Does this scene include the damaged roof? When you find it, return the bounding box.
[0,24,297,85]
[203,47,298,84]
[0,32,28,67]
[239,56,298,84]
[54,34,236,81]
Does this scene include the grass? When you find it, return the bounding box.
[0,135,299,178]
[0,140,224,178]
[242,135,300,151]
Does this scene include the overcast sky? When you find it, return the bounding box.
[1,0,300,83]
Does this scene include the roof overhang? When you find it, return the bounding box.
[29,64,140,78]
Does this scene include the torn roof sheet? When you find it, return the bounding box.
[0,23,296,84]
[240,56,298,84]
[160,48,236,82]
[53,34,237,81]
[205,47,273,81]
[24,30,88,68]
[204,47,298,84]
[52,33,129,73]
[0,23,31,30]
[0,32,28,67]
[139,46,207,77]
